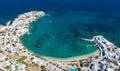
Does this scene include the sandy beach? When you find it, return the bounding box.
[41,49,99,61]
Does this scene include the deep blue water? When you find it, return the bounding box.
[0,0,120,17]
[1,0,120,24]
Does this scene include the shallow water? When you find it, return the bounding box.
[21,10,120,58]
[1,0,120,58]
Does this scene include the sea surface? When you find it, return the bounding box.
[1,0,120,58]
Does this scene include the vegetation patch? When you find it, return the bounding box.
[17,56,27,63]
[5,66,10,70]
[0,50,3,53]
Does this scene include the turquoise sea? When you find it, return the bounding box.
[21,11,120,58]
[1,0,120,58]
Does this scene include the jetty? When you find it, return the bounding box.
[82,35,120,71]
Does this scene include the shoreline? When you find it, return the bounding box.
[20,40,99,61]
[20,34,99,61]
[21,37,99,61]
[41,49,99,61]
[19,11,99,61]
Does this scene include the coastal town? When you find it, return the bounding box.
[85,36,120,71]
[0,11,120,71]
